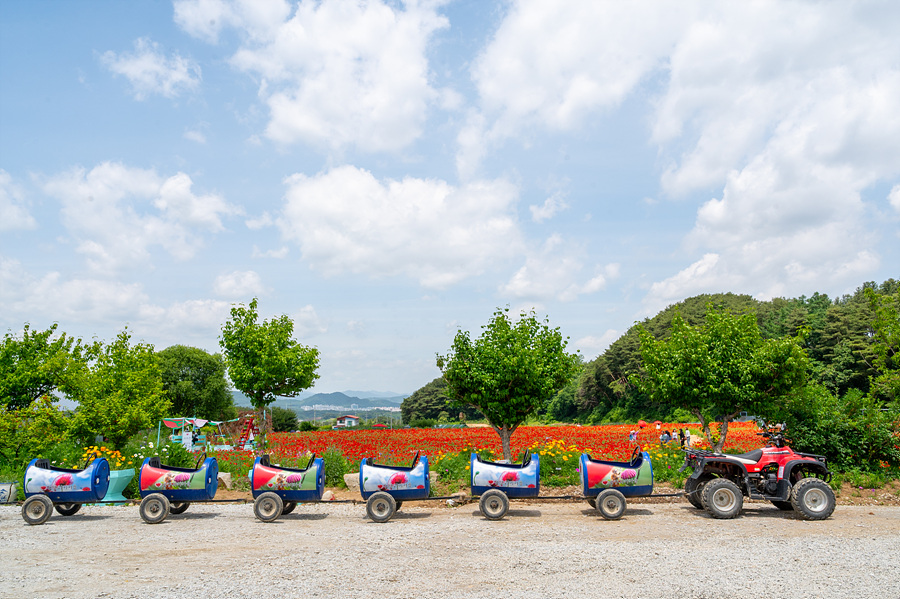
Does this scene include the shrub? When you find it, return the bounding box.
[322,446,349,488]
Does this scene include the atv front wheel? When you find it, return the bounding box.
[684,474,714,509]
[791,478,835,520]
[702,478,743,519]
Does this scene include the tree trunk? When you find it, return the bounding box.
[492,423,519,461]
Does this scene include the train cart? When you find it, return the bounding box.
[580,448,654,520]
[20,458,111,525]
[359,451,430,522]
[470,452,540,520]
[138,454,218,523]
[250,454,325,522]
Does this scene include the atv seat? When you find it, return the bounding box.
[732,449,764,462]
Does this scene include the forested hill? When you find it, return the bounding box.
[547,280,898,423]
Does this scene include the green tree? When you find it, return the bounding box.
[271,406,299,432]
[637,306,808,452]
[158,345,236,421]
[219,298,320,435]
[0,395,70,466]
[1,323,86,410]
[66,331,170,448]
[436,308,581,460]
[865,283,900,404]
[401,377,482,424]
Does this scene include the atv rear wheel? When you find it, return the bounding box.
[684,474,714,509]
[791,478,835,520]
[702,478,743,519]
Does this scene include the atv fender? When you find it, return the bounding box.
[782,459,831,483]
[691,458,749,479]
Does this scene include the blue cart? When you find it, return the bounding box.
[138,454,218,523]
[580,448,654,519]
[470,452,540,520]
[359,452,430,522]
[250,454,325,522]
[21,458,111,525]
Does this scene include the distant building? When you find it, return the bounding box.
[335,415,360,427]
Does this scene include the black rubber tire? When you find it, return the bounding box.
[595,489,627,520]
[254,492,284,523]
[22,495,54,525]
[771,500,793,511]
[366,491,396,523]
[479,489,509,521]
[702,478,743,519]
[139,493,170,524]
[684,474,714,509]
[281,501,296,515]
[54,502,82,516]
[169,502,189,515]
[394,501,403,511]
[791,478,836,520]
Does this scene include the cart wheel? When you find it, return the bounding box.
[139,493,171,524]
[479,489,509,520]
[366,491,396,523]
[54,502,82,517]
[169,502,189,515]
[281,501,296,515]
[394,501,403,511]
[22,495,54,525]
[254,492,284,523]
[595,489,626,520]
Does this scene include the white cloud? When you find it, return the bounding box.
[101,38,201,100]
[213,270,265,298]
[499,235,617,302]
[177,0,448,152]
[0,170,36,231]
[184,129,207,144]
[42,162,239,273]
[890,185,900,213]
[294,305,327,338]
[251,245,289,259]
[278,165,522,288]
[0,257,150,324]
[529,191,568,223]
[458,0,686,174]
[471,1,900,302]
[574,329,620,359]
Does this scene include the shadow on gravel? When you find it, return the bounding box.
[282,513,328,521]
[470,508,542,519]
[169,512,219,521]
[392,512,432,520]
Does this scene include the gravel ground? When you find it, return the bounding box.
[2,498,899,599]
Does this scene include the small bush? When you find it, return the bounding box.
[322,446,349,487]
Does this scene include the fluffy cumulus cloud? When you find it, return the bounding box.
[0,256,150,324]
[472,1,900,304]
[101,38,201,100]
[176,0,448,152]
[213,270,266,298]
[41,162,239,273]
[278,165,522,288]
[0,170,37,231]
[500,235,618,302]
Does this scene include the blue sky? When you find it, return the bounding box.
[2,0,899,395]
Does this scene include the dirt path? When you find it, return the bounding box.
[2,497,899,599]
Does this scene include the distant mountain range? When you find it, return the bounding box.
[231,390,407,412]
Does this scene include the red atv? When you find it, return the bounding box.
[681,427,836,520]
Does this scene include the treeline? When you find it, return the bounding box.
[552,280,898,424]
[1,329,237,465]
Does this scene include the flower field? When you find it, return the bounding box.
[267,422,763,463]
[205,422,764,489]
